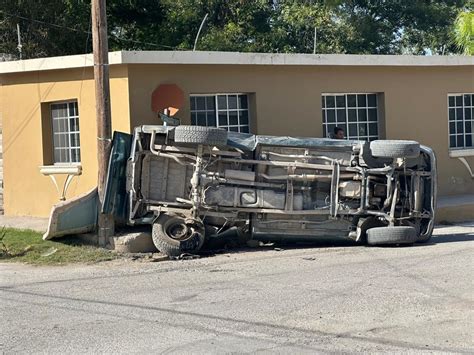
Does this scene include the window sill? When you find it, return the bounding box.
[39,164,82,176]
[449,149,474,158]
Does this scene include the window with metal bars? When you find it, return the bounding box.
[190,94,250,133]
[448,94,473,149]
[50,101,81,164]
[322,93,379,141]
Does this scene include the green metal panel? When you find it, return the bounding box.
[102,131,133,221]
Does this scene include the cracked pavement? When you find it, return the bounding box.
[1,223,473,353]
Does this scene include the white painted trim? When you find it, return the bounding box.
[40,165,82,175]
[449,149,474,157]
[0,51,472,74]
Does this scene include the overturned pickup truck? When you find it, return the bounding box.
[122,125,436,256]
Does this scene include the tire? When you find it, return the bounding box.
[367,226,417,246]
[370,140,420,159]
[174,125,228,146]
[152,214,205,257]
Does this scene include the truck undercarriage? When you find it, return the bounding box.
[126,125,436,256]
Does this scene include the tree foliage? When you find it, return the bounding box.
[453,9,473,55]
[0,0,471,59]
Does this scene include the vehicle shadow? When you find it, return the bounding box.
[424,232,474,245]
[199,237,362,258]
[200,229,474,257]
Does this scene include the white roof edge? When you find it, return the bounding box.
[0,50,472,74]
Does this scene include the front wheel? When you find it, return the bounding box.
[367,226,417,246]
[152,214,205,257]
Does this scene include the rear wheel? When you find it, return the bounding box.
[152,214,205,256]
[370,140,420,159]
[174,125,228,146]
[367,226,417,246]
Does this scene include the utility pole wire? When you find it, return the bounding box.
[16,23,22,59]
[0,10,181,51]
[193,13,208,51]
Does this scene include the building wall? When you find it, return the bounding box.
[0,62,472,217]
[128,63,474,197]
[0,65,130,217]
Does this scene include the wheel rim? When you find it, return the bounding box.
[166,221,192,241]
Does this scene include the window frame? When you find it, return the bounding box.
[190,93,251,133]
[321,92,379,141]
[447,93,473,154]
[50,100,81,165]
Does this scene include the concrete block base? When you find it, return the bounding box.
[109,232,158,253]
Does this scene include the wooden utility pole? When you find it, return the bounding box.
[91,0,114,246]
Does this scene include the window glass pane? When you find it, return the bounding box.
[239,95,248,109]
[449,122,455,134]
[457,135,464,147]
[53,134,60,148]
[449,136,456,148]
[69,103,75,116]
[71,149,81,163]
[455,95,462,106]
[449,108,455,121]
[240,111,249,125]
[326,96,335,108]
[464,94,471,106]
[218,113,228,126]
[349,124,357,137]
[369,123,378,136]
[229,111,238,125]
[54,149,61,163]
[70,133,80,147]
[217,95,227,109]
[457,121,464,133]
[196,97,206,110]
[206,96,215,110]
[465,108,472,120]
[228,95,238,109]
[357,94,367,107]
[456,108,463,120]
[321,96,325,108]
[190,97,196,111]
[229,127,239,132]
[336,95,345,108]
[336,109,346,122]
[327,124,336,136]
[197,112,207,126]
[368,108,377,122]
[207,113,216,127]
[347,95,356,107]
[448,96,455,107]
[348,109,357,122]
[241,126,249,133]
[191,112,197,125]
[466,121,471,134]
[358,109,367,121]
[326,109,335,123]
[367,94,377,107]
[466,135,472,147]
[359,123,368,137]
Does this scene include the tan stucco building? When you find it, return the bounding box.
[0,51,473,219]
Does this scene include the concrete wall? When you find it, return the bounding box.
[0,65,130,216]
[128,64,474,197]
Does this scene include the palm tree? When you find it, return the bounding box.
[454,10,473,55]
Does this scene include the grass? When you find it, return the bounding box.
[0,228,117,265]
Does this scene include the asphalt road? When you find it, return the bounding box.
[1,223,473,354]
